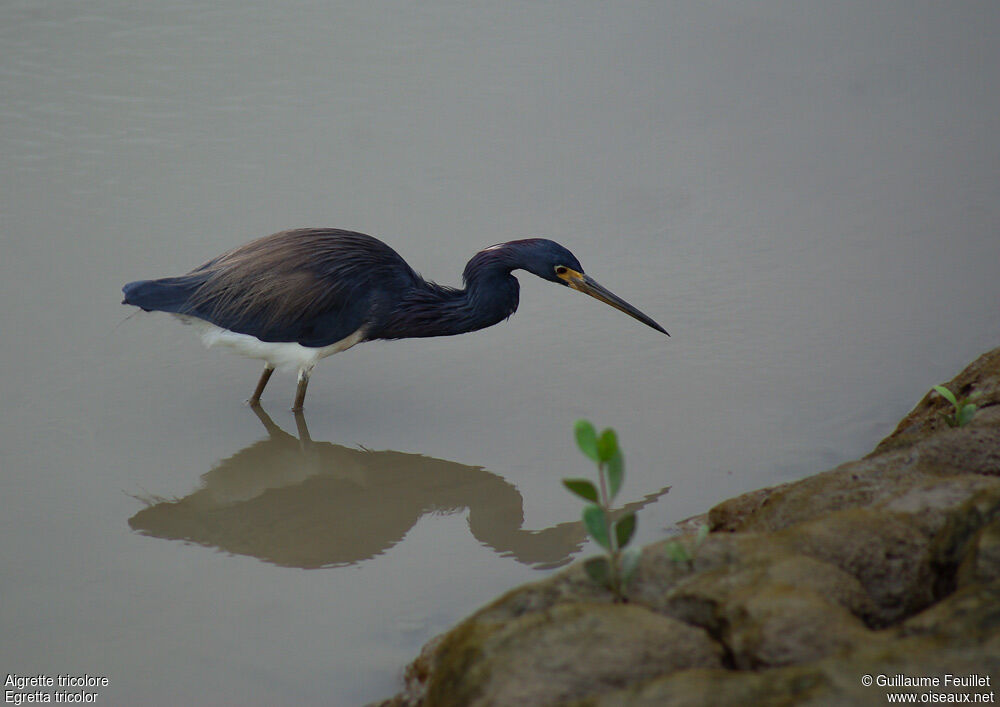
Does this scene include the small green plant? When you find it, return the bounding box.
[563,419,641,601]
[933,385,979,428]
[664,523,709,569]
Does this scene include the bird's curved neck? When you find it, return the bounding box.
[375,256,520,340]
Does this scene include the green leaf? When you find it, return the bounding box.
[665,541,691,563]
[575,420,599,462]
[562,478,599,503]
[606,449,624,500]
[596,428,618,463]
[957,403,978,427]
[621,547,641,585]
[584,557,611,587]
[696,523,710,546]
[583,504,610,550]
[933,385,958,407]
[615,512,637,549]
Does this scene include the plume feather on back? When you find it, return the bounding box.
[186,228,419,344]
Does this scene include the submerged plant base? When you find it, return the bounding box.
[376,346,1000,706]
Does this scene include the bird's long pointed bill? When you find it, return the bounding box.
[567,272,669,336]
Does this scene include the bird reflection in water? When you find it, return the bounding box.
[128,407,671,570]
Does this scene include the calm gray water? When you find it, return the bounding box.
[2,2,999,704]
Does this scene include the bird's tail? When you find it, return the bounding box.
[121,275,208,314]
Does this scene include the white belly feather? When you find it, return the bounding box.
[174,315,365,373]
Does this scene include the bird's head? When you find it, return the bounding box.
[502,239,670,336]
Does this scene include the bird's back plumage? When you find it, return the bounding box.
[124,229,421,347]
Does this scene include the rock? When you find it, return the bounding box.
[712,585,869,669]
[772,509,935,626]
[419,602,723,706]
[377,347,1000,706]
[689,509,940,626]
[931,485,1000,590]
[703,485,790,532]
[958,517,1000,587]
[583,634,997,707]
[879,474,1000,537]
[576,665,850,707]
[585,585,1000,706]
[872,347,1000,456]
[709,433,1000,536]
[664,553,873,667]
[897,582,1000,642]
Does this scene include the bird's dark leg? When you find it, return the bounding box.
[248,364,274,407]
[292,369,311,412]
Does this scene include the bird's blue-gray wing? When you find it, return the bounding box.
[123,229,420,347]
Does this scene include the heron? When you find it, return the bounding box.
[122,228,668,410]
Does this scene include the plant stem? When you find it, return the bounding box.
[597,461,610,508]
[597,461,622,598]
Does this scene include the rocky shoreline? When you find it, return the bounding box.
[379,347,1000,706]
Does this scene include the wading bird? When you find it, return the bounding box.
[122,229,668,410]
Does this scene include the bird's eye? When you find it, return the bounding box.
[555,266,568,275]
